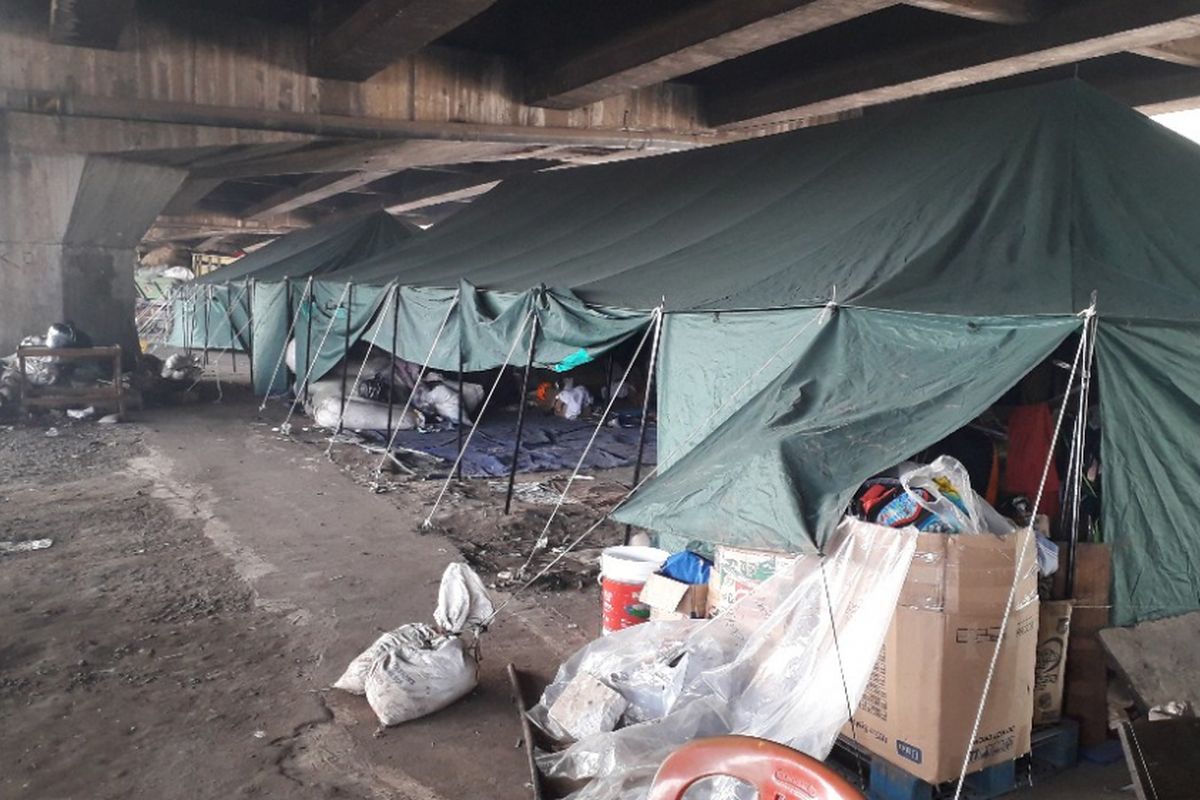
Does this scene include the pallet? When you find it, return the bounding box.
[833,719,1079,800]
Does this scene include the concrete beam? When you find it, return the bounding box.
[706,0,1200,128]
[48,0,137,50]
[162,177,224,216]
[903,0,1041,25]
[386,181,501,213]
[525,0,893,110]
[0,88,723,156]
[1132,35,1200,68]
[145,212,305,243]
[196,139,535,179]
[309,0,498,81]
[1105,66,1200,115]
[241,172,382,219]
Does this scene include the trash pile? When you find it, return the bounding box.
[0,323,98,410]
[528,520,917,800]
[0,321,207,418]
[333,563,493,727]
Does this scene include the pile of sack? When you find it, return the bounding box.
[286,340,484,433]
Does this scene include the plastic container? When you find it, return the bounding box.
[599,546,669,634]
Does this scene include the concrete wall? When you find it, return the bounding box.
[0,7,702,135]
[0,153,183,355]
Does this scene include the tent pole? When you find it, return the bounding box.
[337,283,354,435]
[625,309,664,545]
[504,317,539,515]
[456,340,465,481]
[225,284,238,374]
[246,278,255,386]
[282,277,293,396]
[386,283,400,442]
[304,280,315,405]
[183,286,193,357]
[605,351,615,403]
[202,285,211,365]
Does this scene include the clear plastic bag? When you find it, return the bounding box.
[899,455,983,532]
[530,519,918,800]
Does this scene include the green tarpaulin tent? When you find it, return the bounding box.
[198,81,1199,625]
[168,210,418,354]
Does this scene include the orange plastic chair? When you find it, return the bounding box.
[647,735,866,800]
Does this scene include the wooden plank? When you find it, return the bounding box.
[705,0,1200,127]
[1056,542,1113,749]
[1098,610,1200,713]
[1132,34,1200,67]
[903,0,1042,25]
[310,0,498,82]
[525,0,893,110]
[242,172,381,219]
[49,0,137,50]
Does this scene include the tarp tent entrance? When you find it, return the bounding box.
[166,210,419,362]
[199,80,1199,626]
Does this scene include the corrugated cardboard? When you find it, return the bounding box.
[1034,600,1072,725]
[707,545,798,616]
[843,527,1039,784]
[641,573,708,621]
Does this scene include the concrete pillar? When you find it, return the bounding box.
[0,152,185,356]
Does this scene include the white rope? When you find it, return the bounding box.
[324,283,398,457]
[371,288,462,479]
[517,306,662,577]
[280,281,351,434]
[422,309,535,528]
[189,282,251,399]
[485,295,834,623]
[951,304,1095,800]
[258,277,313,412]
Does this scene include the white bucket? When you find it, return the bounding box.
[600,545,669,584]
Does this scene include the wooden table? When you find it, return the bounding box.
[15,345,125,418]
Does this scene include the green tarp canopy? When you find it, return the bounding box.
[224,81,1198,624]
[168,210,418,352]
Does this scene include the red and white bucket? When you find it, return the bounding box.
[600,545,669,635]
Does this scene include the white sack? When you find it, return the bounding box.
[434,562,495,634]
[413,382,475,426]
[334,563,494,727]
[311,395,421,431]
[364,624,478,726]
[555,385,593,420]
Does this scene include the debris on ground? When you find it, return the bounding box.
[0,538,53,554]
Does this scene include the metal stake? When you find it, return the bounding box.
[304,280,315,404]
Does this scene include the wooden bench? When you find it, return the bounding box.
[15,345,125,418]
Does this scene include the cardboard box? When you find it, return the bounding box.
[1033,600,1073,725]
[707,545,798,616]
[843,528,1039,785]
[640,573,709,621]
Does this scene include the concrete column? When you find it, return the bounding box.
[0,152,185,355]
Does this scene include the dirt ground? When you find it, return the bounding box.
[0,370,1134,800]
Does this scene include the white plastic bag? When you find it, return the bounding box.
[899,455,984,532]
[333,563,493,726]
[530,519,918,798]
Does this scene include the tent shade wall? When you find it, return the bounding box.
[612,310,1080,553]
[181,81,1200,625]
[196,210,418,285]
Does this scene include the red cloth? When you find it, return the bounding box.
[1005,403,1060,518]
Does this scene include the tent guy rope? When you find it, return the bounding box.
[279,281,350,434]
[950,302,1095,800]
[370,288,462,480]
[422,309,535,528]
[259,276,313,412]
[516,305,662,578]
